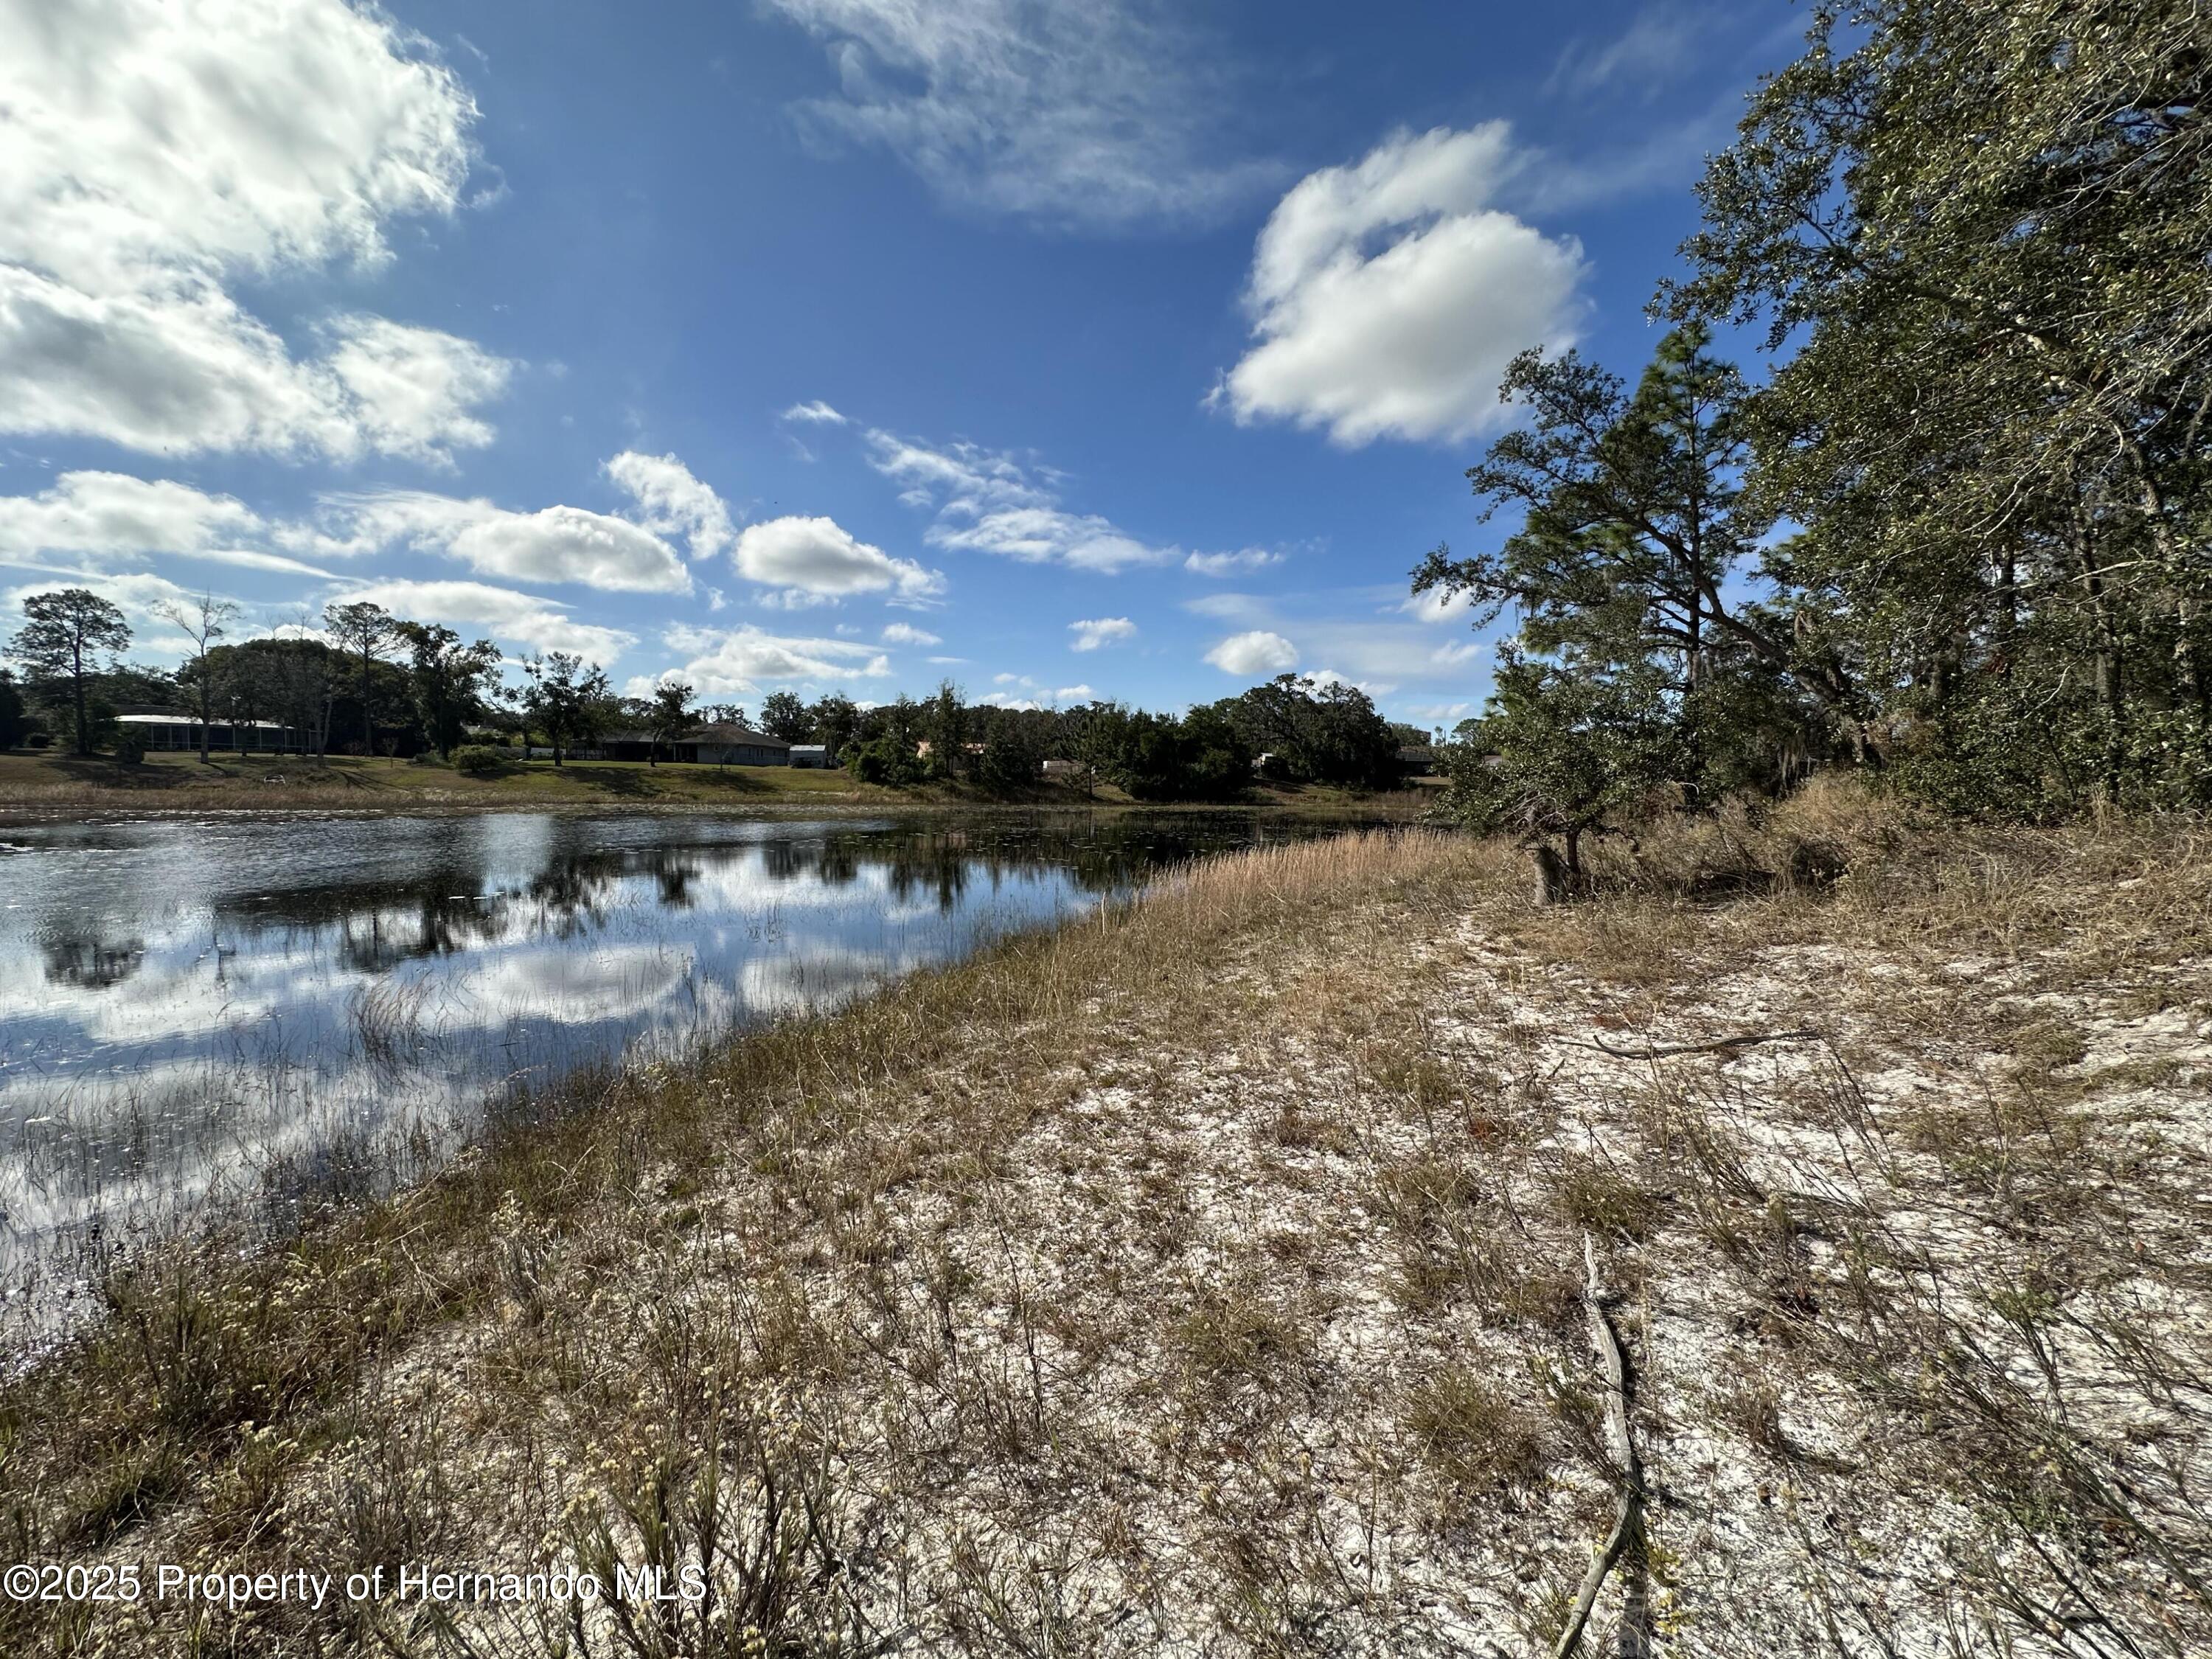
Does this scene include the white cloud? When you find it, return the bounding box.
[781,400,849,425]
[866,429,1175,573]
[881,622,942,646]
[659,622,893,695]
[297,492,692,594]
[1430,639,1483,667]
[1186,547,1284,577]
[1548,4,1705,99]
[759,0,1277,227]
[733,515,942,601]
[338,578,636,661]
[604,452,737,561]
[1205,630,1299,677]
[1405,585,1480,623]
[1068,616,1136,652]
[0,471,260,562]
[0,0,510,461]
[1054,684,1093,701]
[1214,125,1587,447]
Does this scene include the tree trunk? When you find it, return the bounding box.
[1533,843,1571,906]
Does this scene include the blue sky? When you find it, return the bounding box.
[0,0,1801,731]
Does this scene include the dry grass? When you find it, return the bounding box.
[6,789,2211,1656]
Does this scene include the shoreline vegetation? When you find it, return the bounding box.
[7,782,2209,1655]
[0,750,1437,819]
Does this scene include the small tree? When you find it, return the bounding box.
[10,588,131,756]
[324,600,398,757]
[1442,648,1684,888]
[158,594,241,762]
[648,678,698,766]
[397,622,504,760]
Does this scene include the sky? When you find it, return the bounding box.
[0,0,1806,731]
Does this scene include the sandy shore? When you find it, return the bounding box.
[7,793,2209,1655]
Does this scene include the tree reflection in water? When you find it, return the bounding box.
[0,810,1374,1312]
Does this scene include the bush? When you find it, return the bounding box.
[450,745,504,776]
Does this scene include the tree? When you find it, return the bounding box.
[1413,326,1846,779]
[807,693,860,759]
[10,589,131,756]
[520,650,613,766]
[647,678,698,766]
[0,668,24,750]
[1441,648,1686,885]
[923,681,968,780]
[158,594,241,762]
[397,622,503,760]
[1666,0,2212,810]
[324,601,398,757]
[757,690,810,742]
[1224,675,1401,789]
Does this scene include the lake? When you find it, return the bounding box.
[0,810,1359,1318]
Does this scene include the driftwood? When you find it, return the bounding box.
[1554,1234,1649,1659]
[1563,1028,1824,1062]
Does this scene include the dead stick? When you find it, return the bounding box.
[1554,1234,1650,1659]
[1565,1029,1825,1062]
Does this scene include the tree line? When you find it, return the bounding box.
[3,591,1416,798]
[1424,1,2210,866]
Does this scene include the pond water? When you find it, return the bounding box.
[0,810,1357,1310]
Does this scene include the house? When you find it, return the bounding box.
[117,712,305,753]
[597,723,793,766]
[789,744,834,768]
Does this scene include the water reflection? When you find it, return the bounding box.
[0,810,1353,1295]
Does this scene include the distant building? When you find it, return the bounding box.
[598,723,793,766]
[118,713,305,753]
[788,744,833,768]
[1397,744,1439,776]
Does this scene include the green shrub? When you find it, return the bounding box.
[450,744,504,776]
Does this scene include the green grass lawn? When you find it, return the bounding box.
[0,749,913,810]
[0,749,1432,816]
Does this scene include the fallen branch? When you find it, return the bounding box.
[1554,1234,1650,1659]
[1565,1028,1825,1062]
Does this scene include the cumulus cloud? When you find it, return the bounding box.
[1068,616,1136,652]
[759,0,1278,227]
[605,452,737,561]
[1213,125,1587,447]
[658,622,893,695]
[0,0,511,460]
[1405,585,1480,623]
[733,515,942,602]
[866,430,1175,573]
[881,622,942,646]
[0,470,348,579]
[338,577,636,660]
[1205,630,1299,677]
[0,472,260,562]
[1186,547,1284,577]
[296,491,692,594]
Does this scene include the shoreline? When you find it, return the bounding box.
[0,750,1435,824]
[7,797,2208,1654]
